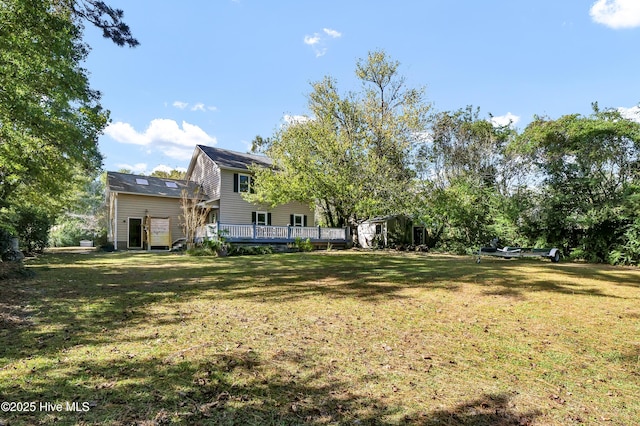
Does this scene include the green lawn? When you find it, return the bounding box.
[1,250,639,425]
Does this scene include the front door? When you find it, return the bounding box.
[413,226,425,245]
[128,218,143,249]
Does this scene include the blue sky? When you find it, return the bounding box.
[83,0,640,175]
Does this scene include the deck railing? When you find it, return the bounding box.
[197,223,349,243]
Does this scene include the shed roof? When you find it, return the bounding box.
[106,171,203,198]
[358,214,414,224]
[197,145,272,171]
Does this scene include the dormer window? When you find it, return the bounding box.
[136,178,149,185]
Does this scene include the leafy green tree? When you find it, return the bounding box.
[416,106,526,251]
[0,0,106,208]
[517,105,640,261]
[420,106,523,193]
[13,205,55,253]
[49,174,107,247]
[0,0,136,241]
[248,50,430,228]
[150,169,186,180]
[69,0,139,47]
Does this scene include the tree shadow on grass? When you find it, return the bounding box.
[468,258,638,300]
[412,392,540,426]
[0,344,540,426]
[4,251,636,424]
[3,251,636,364]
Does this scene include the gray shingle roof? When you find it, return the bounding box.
[106,172,203,198]
[197,145,272,170]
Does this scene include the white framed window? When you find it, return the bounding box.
[293,214,304,227]
[256,211,268,225]
[238,174,251,193]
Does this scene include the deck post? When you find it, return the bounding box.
[318,225,321,240]
[253,223,257,239]
[287,225,291,240]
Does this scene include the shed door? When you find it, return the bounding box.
[128,218,143,249]
[413,226,425,245]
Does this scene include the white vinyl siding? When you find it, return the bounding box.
[189,151,221,200]
[109,193,186,250]
[218,169,315,226]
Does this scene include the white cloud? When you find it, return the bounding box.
[283,114,312,125]
[304,34,321,46]
[490,112,521,128]
[172,101,217,112]
[590,0,640,29]
[314,48,328,58]
[323,28,342,38]
[105,119,217,161]
[104,122,148,145]
[116,162,148,174]
[304,27,342,57]
[191,103,206,112]
[619,105,640,122]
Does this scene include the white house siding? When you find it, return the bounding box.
[190,150,221,200]
[218,168,315,226]
[110,193,185,250]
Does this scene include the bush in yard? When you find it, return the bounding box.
[186,245,216,257]
[228,245,273,256]
[607,218,640,265]
[292,237,313,252]
[49,217,87,247]
[14,206,54,253]
[49,213,106,247]
[186,236,232,257]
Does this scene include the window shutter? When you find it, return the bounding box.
[233,173,238,192]
[251,211,256,224]
[303,215,308,227]
[267,213,272,226]
[290,214,294,226]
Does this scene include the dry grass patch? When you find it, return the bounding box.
[0,251,638,425]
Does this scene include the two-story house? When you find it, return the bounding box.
[185,145,314,228]
[106,145,348,250]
